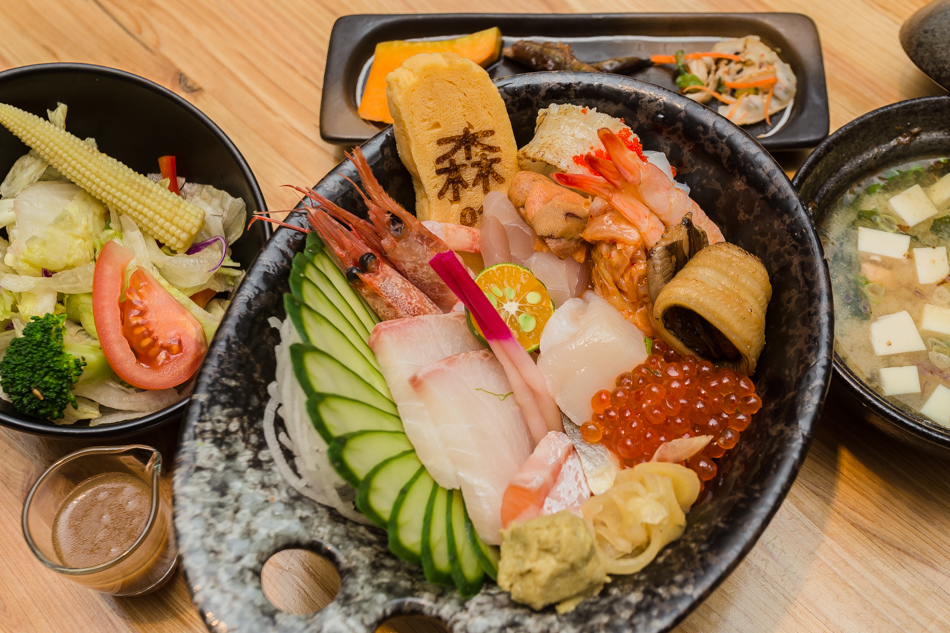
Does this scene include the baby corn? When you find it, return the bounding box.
[0,103,204,251]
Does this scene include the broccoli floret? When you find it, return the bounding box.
[0,313,85,419]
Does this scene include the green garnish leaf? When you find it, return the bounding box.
[674,50,688,74]
[932,215,950,240]
[866,183,883,195]
[645,337,653,355]
[676,73,704,89]
[476,388,513,402]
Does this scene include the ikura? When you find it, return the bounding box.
[579,340,761,482]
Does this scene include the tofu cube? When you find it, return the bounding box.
[879,366,921,396]
[921,303,950,336]
[888,184,940,227]
[927,173,950,210]
[913,246,950,284]
[920,384,950,427]
[857,227,910,259]
[869,311,926,356]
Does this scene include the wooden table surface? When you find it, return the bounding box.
[0,1,948,632]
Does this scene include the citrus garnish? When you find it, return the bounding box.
[467,262,555,352]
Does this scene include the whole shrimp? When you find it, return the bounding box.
[306,207,440,320]
[554,128,724,247]
[297,147,459,312]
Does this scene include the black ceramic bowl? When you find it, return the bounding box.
[175,73,832,632]
[793,95,950,455]
[0,63,267,438]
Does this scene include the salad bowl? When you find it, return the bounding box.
[175,72,833,632]
[0,63,267,438]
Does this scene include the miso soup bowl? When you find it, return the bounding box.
[793,94,950,456]
[0,63,268,438]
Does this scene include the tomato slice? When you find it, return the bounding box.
[93,240,207,389]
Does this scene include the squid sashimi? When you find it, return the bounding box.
[538,292,649,428]
[500,431,591,529]
[367,312,484,489]
[410,349,533,544]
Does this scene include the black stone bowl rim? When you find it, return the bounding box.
[178,71,833,632]
[792,94,950,454]
[0,62,268,439]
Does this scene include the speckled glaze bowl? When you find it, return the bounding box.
[0,63,267,438]
[175,72,833,633]
[794,95,950,455]
[901,0,950,91]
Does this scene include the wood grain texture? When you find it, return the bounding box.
[0,1,948,632]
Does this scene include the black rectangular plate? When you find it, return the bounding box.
[320,13,829,151]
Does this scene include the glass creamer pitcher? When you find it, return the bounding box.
[22,444,178,596]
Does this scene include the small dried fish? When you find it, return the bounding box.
[503,40,652,75]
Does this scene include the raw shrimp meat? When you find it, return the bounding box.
[307,208,440,319]
[555,128,724,246]
[367,312,484,489]
[297,146,458,312]
[410,349,534,544]
[582,200,655,336]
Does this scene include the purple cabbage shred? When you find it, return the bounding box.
[185,235,228,272]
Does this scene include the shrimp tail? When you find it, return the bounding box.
[552,172,614,198]
[597,128,643,184]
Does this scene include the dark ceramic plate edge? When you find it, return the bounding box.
[0,63,269,439]
[319,12,830,150]
[793,94,950,453]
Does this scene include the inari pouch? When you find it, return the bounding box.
[386,52,518,227]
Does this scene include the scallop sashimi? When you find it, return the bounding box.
[367,312,484,489]
[410,349,533,544]
[538,292,649,427]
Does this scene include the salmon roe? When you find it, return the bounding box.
[579,340,761,482]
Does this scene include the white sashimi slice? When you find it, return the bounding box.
[410,349,533,545]
[561,415,621,496]
[367,312,484,489]
[538,292,649,428]
[541,449,591,516]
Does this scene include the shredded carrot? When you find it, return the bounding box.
[763,85,774,126]
[723,76,777,90]
[682,85,736,105]
[727,93,747,121]
[650,52,743,64]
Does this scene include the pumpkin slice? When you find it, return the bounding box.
[357,27,503,124]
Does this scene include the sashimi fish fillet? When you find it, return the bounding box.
[367,312,483,489]
[501,430,591,528]
[410,349,533,545]
[562,415,620,496]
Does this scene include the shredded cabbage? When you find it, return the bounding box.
[5,182,107,275]
[181,181,247,246]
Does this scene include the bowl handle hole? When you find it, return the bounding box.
[376,615,449,633]
[260,547,340,615]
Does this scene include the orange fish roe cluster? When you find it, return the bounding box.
[579,340,761,483]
